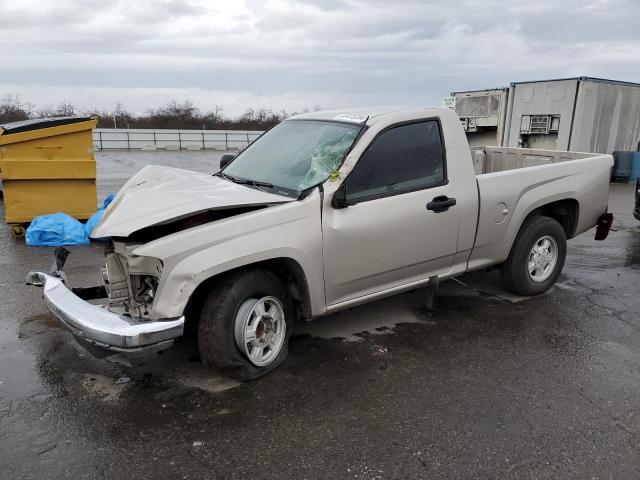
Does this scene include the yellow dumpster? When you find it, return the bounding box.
[0,117,98,237]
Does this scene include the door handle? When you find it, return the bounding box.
[426,195,456,213]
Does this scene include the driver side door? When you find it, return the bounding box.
[322,119,460,306]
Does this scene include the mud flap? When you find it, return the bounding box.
[595,213,614,241]
[425,275,439,312]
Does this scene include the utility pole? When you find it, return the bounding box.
[214,105,223,121]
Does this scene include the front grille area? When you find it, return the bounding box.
[104,251,131,308]
[102,240,163,318]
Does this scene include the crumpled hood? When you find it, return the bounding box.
[91,165,295,238]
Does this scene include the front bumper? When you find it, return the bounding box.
[26,271,184,352]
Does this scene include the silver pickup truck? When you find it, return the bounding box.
[27,107,614,380]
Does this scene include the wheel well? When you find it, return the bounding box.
[182,258,312,340]
[527,198,579,239]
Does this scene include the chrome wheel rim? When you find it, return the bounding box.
[234,296,286,367]
[527,235,558,283]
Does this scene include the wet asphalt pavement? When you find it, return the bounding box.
[1,151,639,479]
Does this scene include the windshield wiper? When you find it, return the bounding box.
[248,179,274,188]
[217,172,274,190]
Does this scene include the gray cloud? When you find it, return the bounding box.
[1,0,639,115]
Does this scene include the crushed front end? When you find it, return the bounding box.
[26,243,184,354]
[103,240,164,320]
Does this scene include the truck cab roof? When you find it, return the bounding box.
[288,106,451,126]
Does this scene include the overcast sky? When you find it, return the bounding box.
[1,0,639,116]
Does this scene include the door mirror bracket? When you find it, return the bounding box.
[332,184,350,209]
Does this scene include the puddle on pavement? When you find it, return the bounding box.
[295,296,424,342]
[18,314,62,339]
[20,314,60,328]
[23,329,242,403]
[296,274,532,342]
[78,367,239,403]
[80,373,128,402]
[72,342,241,402]
[176,368,240,394]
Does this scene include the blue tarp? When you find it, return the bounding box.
[25,213,90,247]
[25,192,116,247]
[84,192,116,239]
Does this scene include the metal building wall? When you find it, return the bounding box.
[452,88,509,147]
[570,81,640,153]
[505,79,578,150]
[465,130,501,148]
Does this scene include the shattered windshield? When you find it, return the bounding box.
[222,120,361,196]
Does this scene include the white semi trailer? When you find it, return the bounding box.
[454,77,640,154]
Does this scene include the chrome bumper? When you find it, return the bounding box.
[26,271,184,352]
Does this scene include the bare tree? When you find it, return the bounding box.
[0,95,29,123]
[56,101,75,116]
[1,93,321,130]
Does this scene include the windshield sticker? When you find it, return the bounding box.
[333,113,367,123]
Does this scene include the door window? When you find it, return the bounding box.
[345,120,445,202]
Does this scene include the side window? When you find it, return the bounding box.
[345,120,445,202]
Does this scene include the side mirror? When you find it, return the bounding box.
[331,184,349,209]
[219,153,237,170]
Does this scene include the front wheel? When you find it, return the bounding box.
[500,216,567,296]
[198,269,294,381]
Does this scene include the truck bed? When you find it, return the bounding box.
[470,146,597,175]
[465,145,613,272]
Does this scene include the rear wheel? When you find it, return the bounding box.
[198,269,294,381]
[500,216,567,296]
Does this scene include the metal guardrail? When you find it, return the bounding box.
[93,128,263,151]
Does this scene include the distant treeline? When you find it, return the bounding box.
[0,95,322,130]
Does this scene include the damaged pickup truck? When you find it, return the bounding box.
[27,107,614,380]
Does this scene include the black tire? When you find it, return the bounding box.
[197,268,294,381]
[500,216,567,296]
